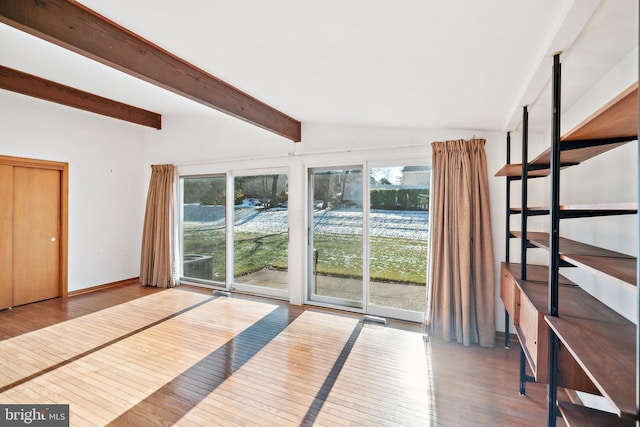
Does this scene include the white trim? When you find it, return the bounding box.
[175,153,291,169]
[176,144,431,176]
[225,170,234,290]
[232,166,289,178]
[367,305,426,324]
[288,158,305,305]
[231,283,288,300]
[179,280,224,290]
[173,173,183,283]
[362,161,371,313]
[301,145,430,168]
[424,168,436,328]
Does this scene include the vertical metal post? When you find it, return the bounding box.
[519,106,529,394]
[521,107,529,282]
[519,346,528,395]
[506,131,512,263]
[505,132,512,349]
[547,52,562,427]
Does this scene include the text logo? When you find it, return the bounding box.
[1,405,69,426]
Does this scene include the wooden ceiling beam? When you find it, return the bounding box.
[0,0,301,142]
[0,65,162,129]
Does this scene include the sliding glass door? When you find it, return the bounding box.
[308,167,364,308]
[233,173,288,294]
[180,170,289,297]
[307,164,429,321]
[179,160,429,320]
[368,166,429,319]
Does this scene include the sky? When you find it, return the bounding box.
[370,167,403,184]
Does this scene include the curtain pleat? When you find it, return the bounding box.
[427,138,495,347]
[140,164,176,288]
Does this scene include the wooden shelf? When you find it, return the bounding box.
[528,139,634,170]
[562,83,638,142]
[517,280,626,323]
[511,231,637,286]
[545,316,636,419]
[494,139,633,177]
[509,203,637,218]
[495,163,554,177]
[501,262,576,285]
[495,84,637,179]
[558,401,634,427]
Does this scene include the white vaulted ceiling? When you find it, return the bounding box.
[0,0,637,136]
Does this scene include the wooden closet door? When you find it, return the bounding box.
[0,165,13,310]
[13,166,61,306]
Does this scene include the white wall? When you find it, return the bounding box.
[142,114,294,166]
[0,91,146,292]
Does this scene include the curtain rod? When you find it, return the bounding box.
[173,142,432,168]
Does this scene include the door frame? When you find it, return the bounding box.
[0,155,69,299]
[305,159,430,322]
[307,165,366,311]
[230,167,290,300]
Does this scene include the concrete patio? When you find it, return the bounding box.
[236,268,427,312]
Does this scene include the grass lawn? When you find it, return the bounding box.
[369,235,428,285]
[234,232,288,275]
[183,228,427,285]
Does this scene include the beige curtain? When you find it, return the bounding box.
[427,138,495,347]
[140,164,176,288]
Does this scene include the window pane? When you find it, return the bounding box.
[310,168,363,306]
[233,174,288,290]
[182,175,226,282]
[369,166,430,312]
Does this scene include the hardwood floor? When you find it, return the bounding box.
[0,285,549,426]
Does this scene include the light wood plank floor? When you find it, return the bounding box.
[0,285,549,426]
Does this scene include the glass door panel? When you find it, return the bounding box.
[309,167,363,308]
[368,166,430,314]
[233,173,289,291]
[181,175,226,284]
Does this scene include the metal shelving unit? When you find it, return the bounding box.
[497,54,638,426]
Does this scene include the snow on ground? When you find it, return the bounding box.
[229,207,428,240]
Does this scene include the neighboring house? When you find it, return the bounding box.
[401,166,431,186]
